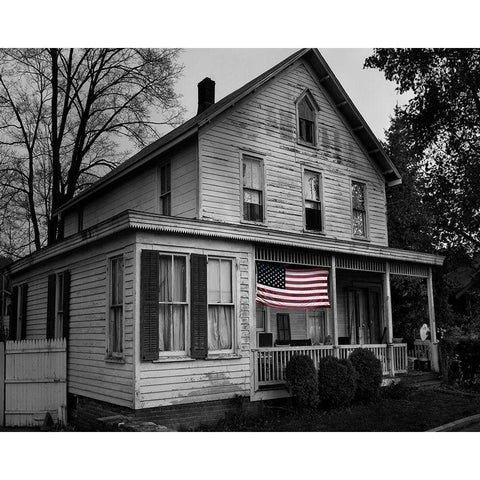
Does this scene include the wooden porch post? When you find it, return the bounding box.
[331,255,339,358]
[427,267,440,372]
[383,261,394,376]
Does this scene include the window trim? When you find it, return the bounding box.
[106,253,125,360]
[240,153,266,225]
[157,252,190,358]
[302,166,325,234]
[207,255,236,356]
[351,179,369,240]
[295,90,320,148]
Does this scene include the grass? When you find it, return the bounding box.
[197,387,480,432]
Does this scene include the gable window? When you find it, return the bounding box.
[207,257,234,352]
[297,93,318,146]
[304,169,323,231]
[108,256,124,357]
[352,181,367,238]
[242,155,264,223]
[159,254,187,353]
[159,163,171,215]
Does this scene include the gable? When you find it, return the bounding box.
[199,59,389,245]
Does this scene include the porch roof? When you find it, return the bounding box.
[7,210,443,275]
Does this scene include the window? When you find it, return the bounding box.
[207,257,234,352]
[158,254,187,353]
[304,170,323,231]
[55,272,64,339]
[16,284,27,341]
[297,93,317,145]
[242,155,264,222]
[308,309,327,345]
[159,163,171,215]
[108,256,124,357]
[352,181,367,237]
[276,314,291,342]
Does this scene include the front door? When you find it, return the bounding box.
[346,288,382,344]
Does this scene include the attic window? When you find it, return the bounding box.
[297,92,318,146]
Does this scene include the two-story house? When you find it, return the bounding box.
[7,48,444,428]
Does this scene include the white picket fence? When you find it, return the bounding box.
[0,339,67,427]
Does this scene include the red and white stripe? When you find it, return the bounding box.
[256,268,330,309]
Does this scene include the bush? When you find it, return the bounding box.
[349,348,383,403]
[441,336,480,387]
[285,355,318,408]
[317,356,357,408]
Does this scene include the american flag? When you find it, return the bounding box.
[256,262,330,309]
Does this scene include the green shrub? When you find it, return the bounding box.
[441,336,480,386]
[285,355,318,408]
[349,348,383,402]
[317,356,357,408]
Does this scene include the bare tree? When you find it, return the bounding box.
[0,48,184,256]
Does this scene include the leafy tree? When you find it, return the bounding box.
[365,49,480,253]
[0,48,184,256]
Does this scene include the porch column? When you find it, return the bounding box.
[383,261,394,376]
[427,267,440,372]
[331,255,339,357]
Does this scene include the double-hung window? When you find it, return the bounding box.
[159,163,171,215]
[303,170,323,231]
[108,256,124,357]
[242,155,264,223]
[352,181,367,238]
[55,272,64,339]
[207,257,234,352]
[158,254,187,353]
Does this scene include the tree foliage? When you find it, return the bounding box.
[0,48,183,256]
[366,49,480,252]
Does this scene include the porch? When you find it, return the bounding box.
[250,246,442,398]
[252,343,408,390]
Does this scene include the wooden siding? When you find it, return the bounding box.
[63,140,197,236]
[135,232,253,409]
[11,234,136,408]
[199,60,388,246]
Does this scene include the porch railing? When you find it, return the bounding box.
[252,343,408,390]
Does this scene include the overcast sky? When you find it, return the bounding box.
[175,48,412,141]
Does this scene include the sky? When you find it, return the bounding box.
[175,48,412,141]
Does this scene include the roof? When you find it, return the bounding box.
[57,48,402,215]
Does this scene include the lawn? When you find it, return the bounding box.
[198,387,480,432]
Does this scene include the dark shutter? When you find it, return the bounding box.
[140,250,159,361]
[190,254,208,359]
[20,283,28,340]
[63,270,70,340]
[10,286,18,340]
[46,274,56,339]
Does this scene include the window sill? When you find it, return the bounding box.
[153,356,193,363]
[303,228,326,235]
[240,219,266,227]
[351,235,370,242]
[205,353,242,361]
[105,357,126,364]
[296,140,319,151]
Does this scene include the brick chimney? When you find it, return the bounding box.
[197,77,215,114]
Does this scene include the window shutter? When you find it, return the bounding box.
[10,286,18,340]
[140,250,159,361]
[190,254,208,359]
[20,283,28,340]
[46,274,56,339]
[63,270,71,340]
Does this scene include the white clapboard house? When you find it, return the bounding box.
[7,49,444,424]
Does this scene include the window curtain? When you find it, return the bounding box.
[159,305,185,351]
[208,305,232,350]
